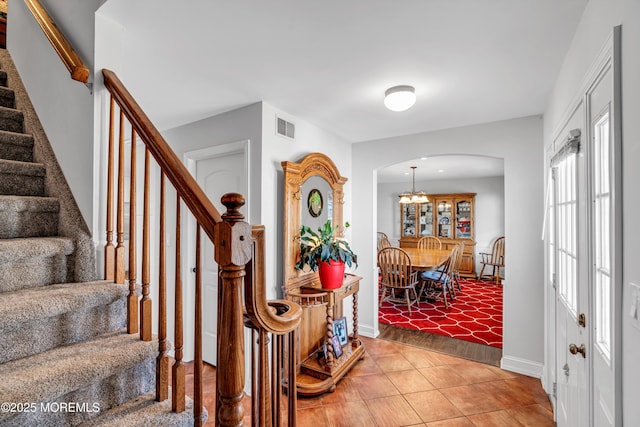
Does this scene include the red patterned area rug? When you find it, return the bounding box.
[378,278,503,348]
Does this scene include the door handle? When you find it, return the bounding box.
[569,343,586,358]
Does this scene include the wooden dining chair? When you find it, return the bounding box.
[377,232,391,251]
[478,236,505,284]
[452,241,465,291]
[378,247,420,315]
[417,236,442,251]
[419,245,458,309]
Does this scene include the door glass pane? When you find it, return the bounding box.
[555,154,578,314]
[594,111,611,361]
[549,176,555,284]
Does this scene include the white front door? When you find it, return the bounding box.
[552,30,620,426]
[195,150,246,366]
[553,120,589,427]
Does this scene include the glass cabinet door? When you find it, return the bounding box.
[419,202,433,236]
[437,200,452,238]
[456,200,472,238]
[401,203,417,237]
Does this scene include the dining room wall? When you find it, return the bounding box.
[377,175,504,274]
[352,115,544,377]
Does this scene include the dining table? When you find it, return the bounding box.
[401,247,452,271]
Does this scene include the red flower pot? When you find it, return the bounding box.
[318,259,345,289]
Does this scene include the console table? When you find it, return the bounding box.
[285,273,365,396]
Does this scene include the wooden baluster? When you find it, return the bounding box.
[250,329,258,427]
[127,129,139,334]
[272,334,281,427]
[172,196,185,413]
[194,225,203,427]
[156,172,169,402]
[287,330,298,427]
[140,148,152,341]
[104,96,115,280]
[114,110,126,284]
[214,194,252,427]
[259,330,271,427]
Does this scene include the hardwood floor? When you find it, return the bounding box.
[186,335,553,426]
[377,323,503,367]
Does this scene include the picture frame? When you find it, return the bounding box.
[307,188,323,217]
[331,336,343,358]
[333,316,348,346]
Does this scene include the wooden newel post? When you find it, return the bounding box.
[214,193,252,427]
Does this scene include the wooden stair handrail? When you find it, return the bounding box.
[102,68,299,425]
[24,0,90,83]
[245,226,302,334]
[102,69,223,239]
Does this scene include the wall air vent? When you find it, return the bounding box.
[276,116,295,140]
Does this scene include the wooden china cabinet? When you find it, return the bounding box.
[399,193,476,277]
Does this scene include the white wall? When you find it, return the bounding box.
[260,103,353,300]
[543,0,640,423]
[354,116,544,376]
[165,101,355,303]
[8,0,102,225]
[160,102,353,357]
[377,175,505,273]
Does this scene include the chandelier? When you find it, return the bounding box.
[399,166,428,204]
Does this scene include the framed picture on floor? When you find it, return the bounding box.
[331,336,343,358]
[333,316,348,345]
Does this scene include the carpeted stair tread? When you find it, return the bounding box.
[0,195,60,238]
[0,158,45,176]
[0,332,158,420]
[0,85,15,108]
[0,105,24,133]
[0,236,74,262]
[0,194,59,211]
[81,391,203,427]
[0,280,126,333]
[0,129,34,162]
[0,158,46,196]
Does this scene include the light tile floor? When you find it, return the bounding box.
[186,335,554,426]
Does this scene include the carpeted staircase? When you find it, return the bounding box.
[0,51,200,426]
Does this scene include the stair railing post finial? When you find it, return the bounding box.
[214,193,252,427]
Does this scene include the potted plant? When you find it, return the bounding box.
[295,220,357,289]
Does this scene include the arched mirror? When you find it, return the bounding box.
[281,152,347,287]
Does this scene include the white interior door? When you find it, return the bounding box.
[196,151,246,366]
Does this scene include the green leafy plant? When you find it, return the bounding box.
[295,220,357,272]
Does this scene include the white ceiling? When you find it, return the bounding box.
[99,0,587,179]
[377,155,504,184]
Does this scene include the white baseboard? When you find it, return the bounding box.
[501,355,544,378]
[358,323,379,338]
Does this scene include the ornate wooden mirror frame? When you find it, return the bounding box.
[281,152,347,288]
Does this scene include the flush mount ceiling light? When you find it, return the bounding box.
[384,85,416,112]
[399,166,428,204]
